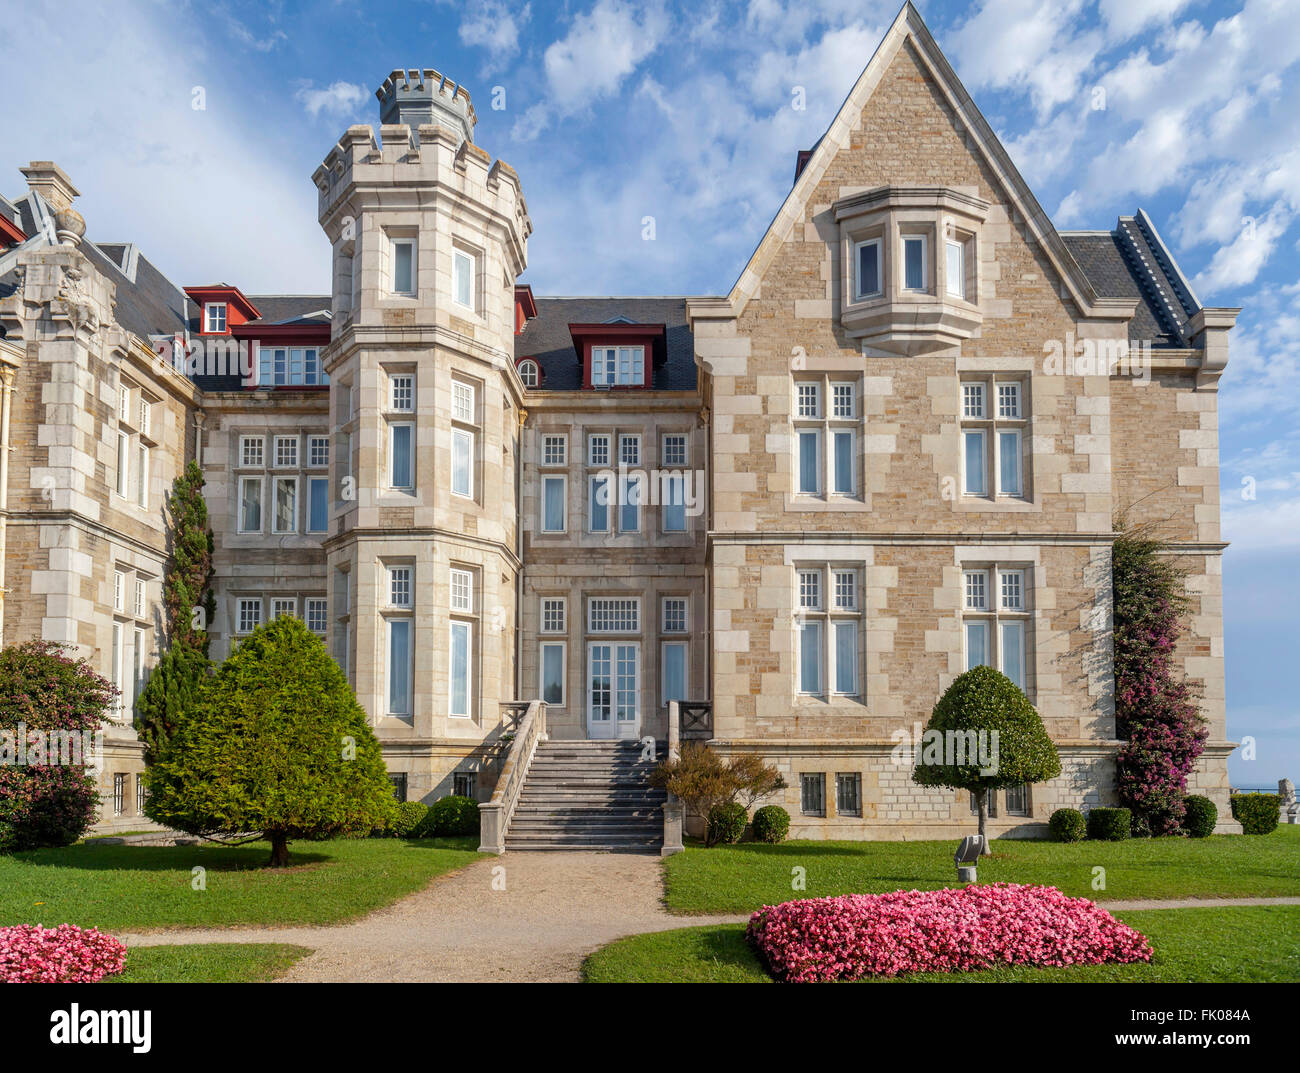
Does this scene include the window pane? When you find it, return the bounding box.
[1001,621,1024,688]
[389,620,411,714]
[589,476,609,531]
[543,477,565,531]
[800,621,821,694]
[946,240,964,298]
[394,242,413,293]
[965,621,989,671]
[833,431,853,494]
[454,251,472,307]
[664,474,686,531]
[963,430,985,495]
[275,479,295,532]
[904,237,924,290]
[798,430,819,494]
[450,622,470,715]
[309,477,328,532]
[663,642,686,705]
[541,644,564,705]
[834,621,857,694]
[999,431,1021,496]
[391,425,413,488]
[857,242,879,297]
[241,480,261,531]
[619,476,640,532]
[452,430,472,496]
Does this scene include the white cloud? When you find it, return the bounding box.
[460,1,532,71]
[1097,0,1195,39]
[295,81,369,120]
[1193,203,1293,293]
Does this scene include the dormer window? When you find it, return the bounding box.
[853,239,881,300]
[517,359,539,388]
[204,303,227,333]
[592,346,644,387]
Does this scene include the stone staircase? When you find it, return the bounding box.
[505,739,666,852]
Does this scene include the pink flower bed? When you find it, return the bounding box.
[0,924,127,983]
[746,883,1152,982]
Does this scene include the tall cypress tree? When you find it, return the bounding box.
[134,460,215,762]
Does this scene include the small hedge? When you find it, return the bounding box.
[1087,807,1131,841]
[1181,795,1217,838]
[706,802,748,846]
[388,800,428,838]
[1049,808,1086,843]
[1230,793,1281,835]
[418,795,481,838]
[751,805,791,844]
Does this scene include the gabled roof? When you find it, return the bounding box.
[690,1,1136,327]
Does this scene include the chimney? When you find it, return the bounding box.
[376,68,476,147]
[19,161,80,214]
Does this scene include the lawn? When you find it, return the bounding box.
[0,837,484,931]
[583,905,1300,983]
[663,826,1300,914]
[105,943,312,983]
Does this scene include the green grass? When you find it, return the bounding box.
[583,906,1300,983]
[105,943,313,983]
[0,837,485,931]
[664,826,1300,914]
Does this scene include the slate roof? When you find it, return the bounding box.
[514,297,698,391]
[1061,211,1201,348]
[184,294,332,334]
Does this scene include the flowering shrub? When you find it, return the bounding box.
[0,924,127,983]
[1112,529,1207,836]
[746,884,1151,982]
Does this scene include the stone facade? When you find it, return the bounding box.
[0,8,1241,840]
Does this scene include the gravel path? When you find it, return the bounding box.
[117,851,743,983]
[116,853,1300,983]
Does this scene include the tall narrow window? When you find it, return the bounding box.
[449,621,471,717]
[136,444,149,508]
[133,578,145,619]
[661,641,688,707]
[618,474,641,533]
[798,430,820,495]
[113,571,125,613]
[390,423,414,490]
[308,477,329,532]
[662,473,687,532]
[540,641,565,706]
[541,475,566,533]
[452,249,474,309]
[800,773,826,817]
[239,477,262,533]
[116,431,129,497]
[836,773,862,817]
[854,238,881,299]
[273,477,297,534]
[110,622,122,714]
[387,619,412,715]
[392,238,415,295]
[903,235,927,291]
[451,429,473,498]
[589,475,610,532]
[946,238,965,299]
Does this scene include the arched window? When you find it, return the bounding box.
[518,359,539,387]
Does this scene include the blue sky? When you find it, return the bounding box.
[2,0,1296,785]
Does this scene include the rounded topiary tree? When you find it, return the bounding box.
[0,641,114,851]
[144,616,394,866]
[912,665,1061,854]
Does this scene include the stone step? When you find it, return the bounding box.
[504,834,662,851]
[503,842,661,853]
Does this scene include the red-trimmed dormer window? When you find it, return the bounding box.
[569,323,664,391]
[185,285,259,335]
[205,302,227,333]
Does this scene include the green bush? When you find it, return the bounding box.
[1048,807,1086,843]
[706,802,748,845]
[1087,807,1132,841]
[1181,795,1217,838]
[751,805,791,844]
[1230,793,1281,835]
[419,795,480,838]
[389,800,428,838]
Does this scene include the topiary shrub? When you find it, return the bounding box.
[1181,795,1217,838]
[421,794,480,837]
[1049,808,1086,843]
[144,616,395,866]
[912,665,1061,853]
[1087,807,1131,841]
[707,802,748,845]
[389,800,428,839]
[0,641,112,853]
[751,804,791,844]
[1230,793,1280,835]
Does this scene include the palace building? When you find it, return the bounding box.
[0,4,1240,843]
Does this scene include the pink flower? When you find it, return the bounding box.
[0,924,127,983]
[746,884,1152,982]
